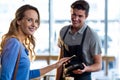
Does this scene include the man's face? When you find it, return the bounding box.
[71,8,87,28]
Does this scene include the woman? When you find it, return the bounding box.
[0,4,69,80]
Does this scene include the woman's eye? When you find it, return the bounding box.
[27,18,32,22]
[35,20,39,23]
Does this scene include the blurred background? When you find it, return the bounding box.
[0,0,120,80]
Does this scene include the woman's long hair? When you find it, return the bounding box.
[0,4,40,60]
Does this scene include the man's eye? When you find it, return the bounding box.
[78,15,82,18]
[72,14,76,16]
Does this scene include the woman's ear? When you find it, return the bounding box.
[17,20,21,26]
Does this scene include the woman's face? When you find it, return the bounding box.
[17,9,39,36]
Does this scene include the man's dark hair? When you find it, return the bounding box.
[71,0,90,16]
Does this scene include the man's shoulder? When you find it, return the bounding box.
[61,25,71,30]
[86,26,97,35]
[86,27,100,41]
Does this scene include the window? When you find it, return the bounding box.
[1,0,120,77]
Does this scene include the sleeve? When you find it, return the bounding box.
[57,36,62,48]
[57,26,68,48]
[29,69,40,79]
[90,32,102,55]
[0,38,20,80]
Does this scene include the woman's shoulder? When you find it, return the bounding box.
[6,38,20,46]
[7,37,19,42]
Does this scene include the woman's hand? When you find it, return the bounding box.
[56,57,70,68]
[40,57,70,76]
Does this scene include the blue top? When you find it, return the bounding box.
[0,38,40,80]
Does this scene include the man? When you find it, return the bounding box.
[56,0,102,80]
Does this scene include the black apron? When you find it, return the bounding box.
[62,26,91,79]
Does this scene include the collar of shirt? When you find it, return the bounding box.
[68,23,87,35]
